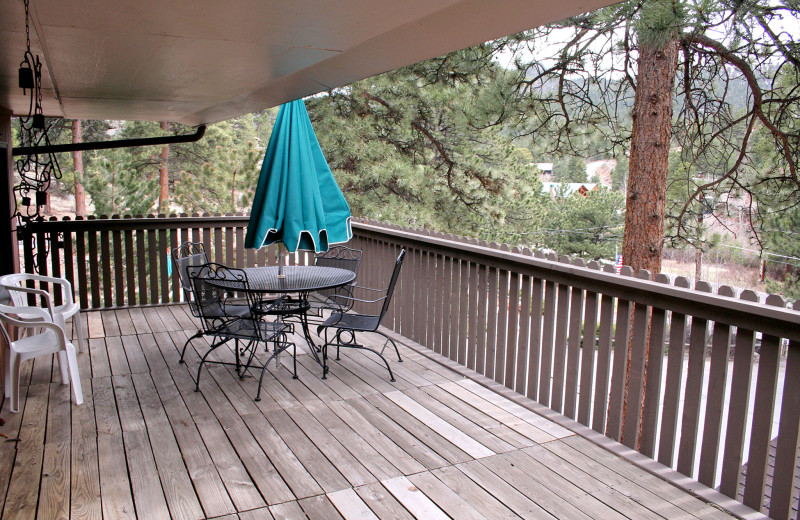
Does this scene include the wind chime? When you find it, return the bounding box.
[14,0,63,272]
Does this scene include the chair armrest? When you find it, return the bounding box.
[330,292,387,305]
[2,274,76,306]
[351,285,385,293]
[3,286,57,320]
[0,312,68,348]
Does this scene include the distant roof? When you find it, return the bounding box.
[542,182,598,196]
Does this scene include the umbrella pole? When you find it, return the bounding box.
[278,243,286,278]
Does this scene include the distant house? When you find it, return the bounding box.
[542,182,598,198]
[586,159,616,187]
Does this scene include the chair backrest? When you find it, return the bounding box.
[378,249,406,321]
[172,242,209,312]
[0,272,74,315]
[314,245,362,275]
[188,262,252,328]
[314,246,363,307]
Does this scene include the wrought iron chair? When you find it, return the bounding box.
[188,263,295,401]
[0,272,86,352]
[316,249,405,382]
[172,241,252,364]
[306,245,363,320]
[0,304,83,413]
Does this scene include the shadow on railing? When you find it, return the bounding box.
[21,214,800,519]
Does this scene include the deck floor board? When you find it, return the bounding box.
[0,305,742,519]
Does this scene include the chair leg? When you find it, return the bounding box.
[4,352,12,399]
[66,344,84,405]
[333,330,395,382]
[195,338,226,392]
[9,353,21,413]
[72,312,87,353]
[292,342,297,379]
[378,332,402,362]
[56,351,70,384]
[179,330,204,363]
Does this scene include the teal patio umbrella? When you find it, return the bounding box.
[245,99,352,270]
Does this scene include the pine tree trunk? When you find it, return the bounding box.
[72,120,86,217]
[618,36,679,446]
[159,121,169,215]
[622,39,679,275]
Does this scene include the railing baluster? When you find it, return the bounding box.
[100,220,112,306]
[458,256,470,367]
[124,221,136,305]
[234,221,244,269]
[504,268,520,389]
[639,273,670,458]
[495,259,510,385]
[475,260,488,376]
[63,222,76,307]
[49,223,63,306]
[539,263,557,406]
[75,220,89,309]
[136,226,147,306]
[87,217,101,307]
[658,276,690,467]
[467,258,480,371]
[430,250,443,356]
[147,222,159,305]
[169,226,179,302]
[698,286,735,487]
[442,254,455,361]
[770,300,800,520]
[564,258,586,419]
[486,265,498,381]
[592,265,617,434]
[158,226,169,304]
[551,259,571,413]
[743,295,785,511]
[225,219,234,266]
[677,281,713,477]
[719,290,759,498]
[526,251,546,402]
[578,261,601,427]
[515,272,532,396]
[607,265,634,441]
[622,270,652,449]
[112,219,124,306]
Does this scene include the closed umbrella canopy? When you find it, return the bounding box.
[245,99,352,253]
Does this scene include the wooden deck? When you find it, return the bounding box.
[0,305,739,520]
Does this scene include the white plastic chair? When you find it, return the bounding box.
[0,308,83,413]
[0,273,85,352]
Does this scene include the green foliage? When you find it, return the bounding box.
[537,188,625,259]
[83,148,158,216]
[172,120,261,214]
[553,156,587,183]
[634,0,688,48]
[75,116,268,216]
[307,46,540,237]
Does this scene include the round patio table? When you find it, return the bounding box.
[240,265,356,371]
[241,265,355,294]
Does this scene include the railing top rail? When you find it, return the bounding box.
[22,214,250,232]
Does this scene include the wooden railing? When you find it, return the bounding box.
[21,214,800,519]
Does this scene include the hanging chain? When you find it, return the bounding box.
[14,0,62,273]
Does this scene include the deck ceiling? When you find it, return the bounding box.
[0,0,616,125]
